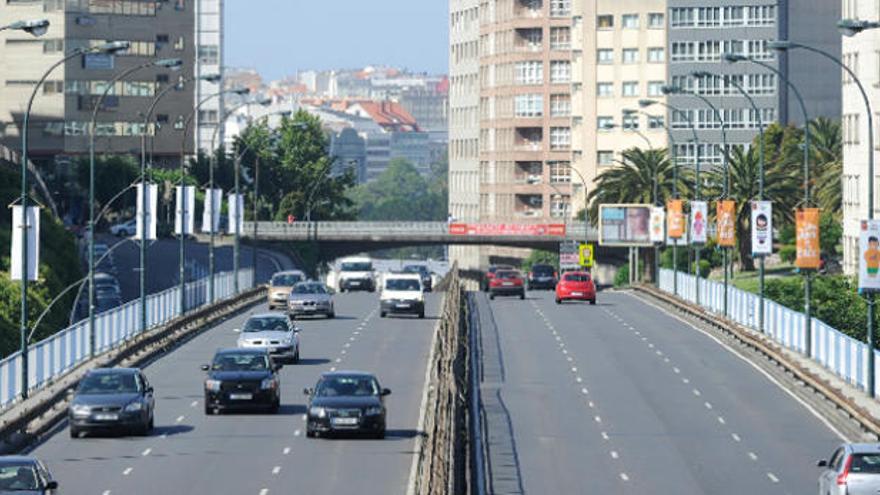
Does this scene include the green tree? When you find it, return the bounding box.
[75,155,139,223]
[586,148,678,223]
[810,117,842,217]
[352,158,447,221]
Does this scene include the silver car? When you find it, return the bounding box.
[236,313,301,364]
[818,443,880,495]
[288,282,335,319]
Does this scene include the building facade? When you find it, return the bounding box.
[194,0,222,154]
[841,0,880,274]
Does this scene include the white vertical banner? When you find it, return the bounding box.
[750,200,773,256]
[227,193,244,235]
[175,185,195,235]
[10,206,39,281]
[135,183,158,241]
[690,201,708,244]
[649,207,665,244]
[201,188,222,233]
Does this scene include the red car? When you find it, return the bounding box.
[555,271,596,305]
[489,270,525,300]
[482,264,515,292]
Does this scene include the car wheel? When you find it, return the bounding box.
[489,293,495,300]
[204,403,214,415]
[375,428,385,440]
[328,311,335,319]
[270,398,280,414]
[306,429,316,438]
[590,299,597,305]
[419,310,425,319]
[293,349,300,364]
[148,414,154,432]
[555,298,561,304]
[69,426,81,439]
[380,311,387,318]
[519,292,525,300]
[289,313,296,320]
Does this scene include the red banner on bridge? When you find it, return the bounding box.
[448,223,566,236]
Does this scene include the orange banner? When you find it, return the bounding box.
[796,208,821,269]
[716,200,736,247]
[667,200,684,239]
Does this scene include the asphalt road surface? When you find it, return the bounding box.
[28,291,440,495]
[475,289,843,495]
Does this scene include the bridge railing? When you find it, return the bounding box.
[244,221,599,239]
[658,268,878,395]
[0,268,254,410]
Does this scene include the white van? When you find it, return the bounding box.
[337,257,376,292]
[379,273,424,318]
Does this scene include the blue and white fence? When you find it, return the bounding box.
[658,269,879,395]
[0,269,254,410]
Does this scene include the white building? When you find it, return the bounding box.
[195,0,223,153]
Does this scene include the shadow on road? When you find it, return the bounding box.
[291,358,331,366]
[151,425,194,437]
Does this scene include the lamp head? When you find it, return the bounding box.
[767,40,794,51]
[601,123,617,130]
[690,71,713,79]
[622,108,638,115]
[722,53,747,63]
[201,73,222,83]
[10,19,50,37]
[638,99,657,108]
[660,85,682,95]
[256,97,273,106]
[97,40,131,54]
[154,58,183,69]
[837,18,880,37]
[232,87,250,96]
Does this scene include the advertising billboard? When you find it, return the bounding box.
[598,204,652,246]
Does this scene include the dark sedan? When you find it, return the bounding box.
[0,456,59,494]
[304,371,391,439]
[68,368,155,438]
[203,348,281,415]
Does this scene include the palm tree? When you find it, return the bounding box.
[586,148,679,222]
[809,117,842,217]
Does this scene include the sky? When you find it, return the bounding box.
[224,0,449,81]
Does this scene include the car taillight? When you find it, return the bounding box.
[554,272,558,279]
[837,455,853,485]
[529,272,534,279]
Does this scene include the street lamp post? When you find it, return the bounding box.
[769,37,876,395]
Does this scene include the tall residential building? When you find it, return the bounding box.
[571,0,668,215]
[841,0,880,275]
[0,0,196,169]
[194,0,222,153]
[666,1,840,170]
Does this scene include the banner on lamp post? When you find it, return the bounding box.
[135,183,158,241]
[174,185,195,235]
[666,199,684,239]
[795,208,821,269]
[227,193,244,235]
[859,220,880,291]
[201,188,222,234]
[690,201,708,244]
[716,200,736,247]
[649,207,666,244]
[10,206,39,281]
[750,201,773,256]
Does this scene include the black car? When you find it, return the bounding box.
[403,264,433,292]
[203,348,281,415]
[68,368,155,438]
[0,456,59,494]
[304,371,391,439]
[527,264,558,290]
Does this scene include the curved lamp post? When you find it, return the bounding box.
[18,39,129,399]
[1,18,49,35]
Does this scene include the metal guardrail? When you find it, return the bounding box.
[0,269,254,410]
[659,268,879,394]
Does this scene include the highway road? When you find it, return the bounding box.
[475,289,843,495]
[28,291,440,495]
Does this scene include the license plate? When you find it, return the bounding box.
[502,282,513,286]
[572,292,583,296]
[350,281,361,285]
[396,303,410,308]
[303,307,315,311]
[229,393,253,400]
[94,413,118,421]
[331,417,359,426]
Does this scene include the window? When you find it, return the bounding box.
[597,15,613,29]
[548,161,571,183]
[647,81,664,96]
[622,81,639,97]
[550,0,571,17]
[198,45,219,64]
[550,196,570,218]
[550,61,571,83]
[648,115,665,129]
[65,0,157,16]
[622,112,639,130]
[597,151,614,166]
[156,74,169,84]
[597,49,613,64]
[671,42,695,62]
[42,80,63,95]
[622,49,639,64]
[174,36,185,51]
[648,13,664,28]
[597,83,613,97]
[515,61,543,85]
[550,94,571,117]
[647,47,665,63]
[156,114,169,124]
[42,39,63,53]
[550,127,570,150]
[622,14,639,29]
[597,116,613,130]
[515,94,543,117]
[550,27,571,50]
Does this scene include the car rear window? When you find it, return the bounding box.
[532,265,554,274]
[564,273,591,282]
[851,454,880,474]
[271,274,303,287]
[496,271,520,279]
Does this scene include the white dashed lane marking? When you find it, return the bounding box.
[175,415,185,423]
[731,433,741,442]
[283,447,291,455]
[272,466,281,475]
[619,473,630,482]
[122,467,133,476]
[767,473,779,483]
[141,448,151,457]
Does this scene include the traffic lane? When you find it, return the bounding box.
[477,293,627,494]
[264,292,441,495]
[596,291,843,488]
[28,293,377,495]
[533,290,841,494]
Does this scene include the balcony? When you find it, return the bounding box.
[514,161,543,184]
[514,127,543,151]
[515,0,543,19]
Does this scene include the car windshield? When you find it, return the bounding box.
[292,283,327,295]
[78,372,140,395]
[386,279,420,291]
[212,353,269,371]
[403,266,428,275]
[315,376,379,397]
[271,274,302,287]
[564,274,591,282]
[0,464,39,491]
[243,316,289,333]
[851,454,880,474]
[341,262,372,272]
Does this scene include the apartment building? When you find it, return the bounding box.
[194,0,222,154]
[841,0,880,274]
[571,0,668,214]
[665,0,840,170]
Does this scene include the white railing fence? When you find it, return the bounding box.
[658,269,877,394]
[0,268,254,410]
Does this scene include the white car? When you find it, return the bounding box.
[338,257,376,292]
[110,219,137,237]
[379,273,424,318]
[236,313,300,364]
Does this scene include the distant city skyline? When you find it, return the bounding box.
[225,0,449,81]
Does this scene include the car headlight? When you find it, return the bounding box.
[70,404,90,417]
[124,401,143,412]
[365,406,383,416]
[260,377,277,390]
[309,406,327,418]
[205,379,222,392]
